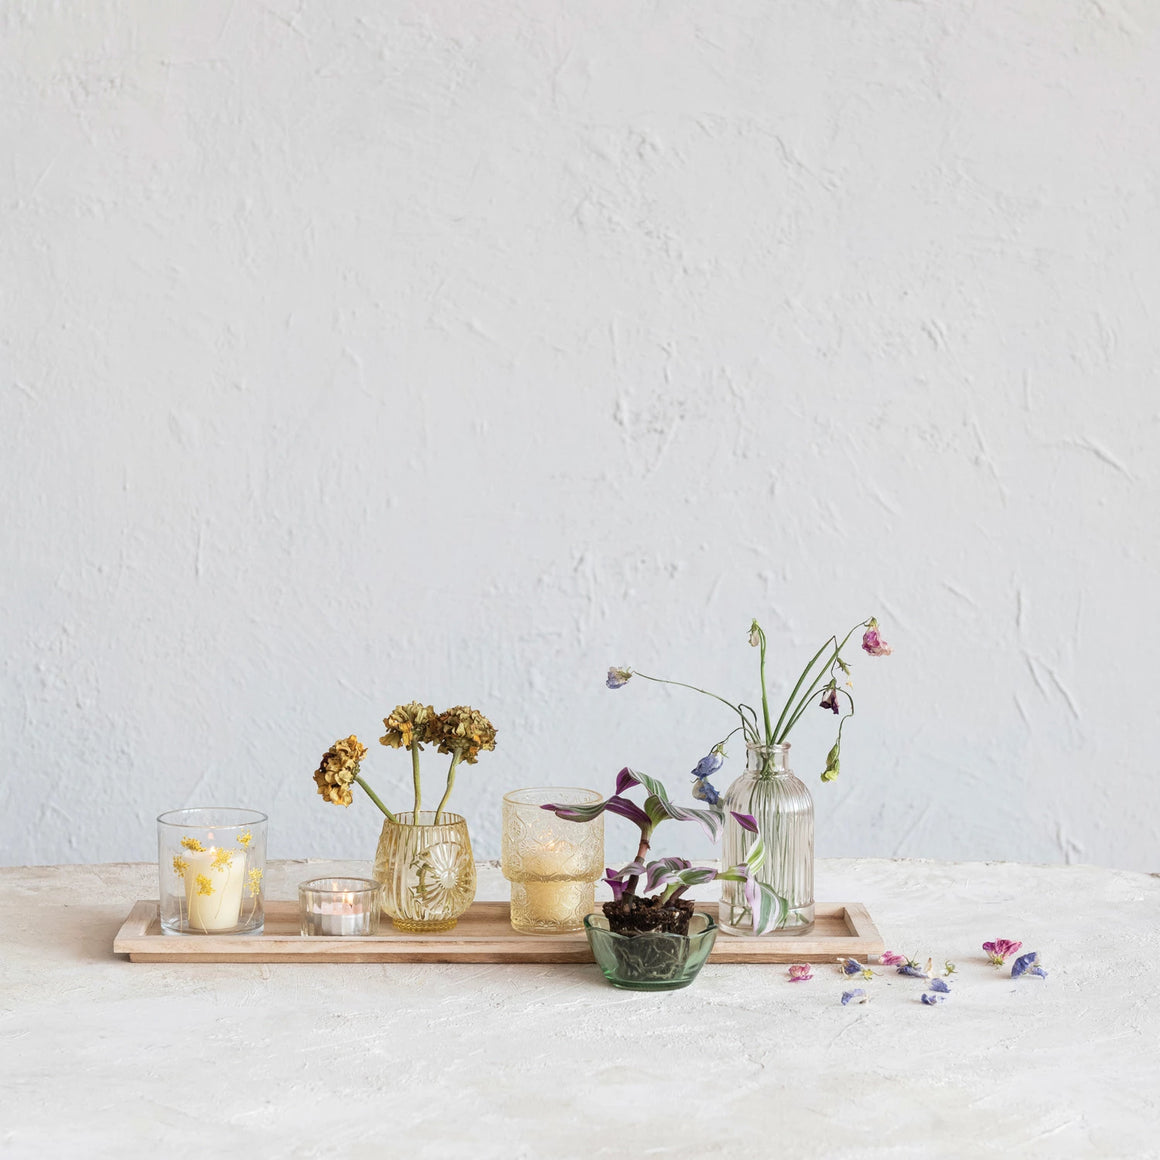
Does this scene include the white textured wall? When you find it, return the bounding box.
[3,1,1157,871]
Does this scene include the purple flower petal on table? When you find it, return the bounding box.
[929,978,950,993]
[898,964,929,978]
[920,992,947,1005]
[1011,951,1047,979]
[788,964,813,982]
[731,811,759,834]
[841,988,868,1006]
[983,938,1023,966]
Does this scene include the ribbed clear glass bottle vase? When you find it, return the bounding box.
[719,742,815,936]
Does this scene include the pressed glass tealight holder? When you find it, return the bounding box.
[158,807,267,935]
[298,878,382,937]
[501,788,604,934]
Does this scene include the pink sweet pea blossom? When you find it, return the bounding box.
[788,963,813,982]
[861,620,892,657]
[983,938,1023,967]
[879,951,906,966]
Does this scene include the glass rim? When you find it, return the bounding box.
[384,810,468,827]
[583,911,717,939]
[157,807,269,828]
[503,787,602,806]
[745,741,790,752]
[298,877,382,895]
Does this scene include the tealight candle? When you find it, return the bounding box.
[299,878,381,937]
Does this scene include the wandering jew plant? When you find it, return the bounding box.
[543,764,789,936]
[607,617,891,781]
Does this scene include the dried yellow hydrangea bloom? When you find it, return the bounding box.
[313,735,368,807]
[430,706,497,765]
[380,702,437,751]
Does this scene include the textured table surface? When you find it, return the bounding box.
[1,858,1157,1159]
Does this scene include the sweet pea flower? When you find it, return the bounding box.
[819,686,840,715]
[1011,951,1048,980]
[690,750,724,779]
[748,620,761,647]
[983,939,1023,967]
[920,992,947,1005]
[879,951,907,967]
[841,988,869,1005]
[691,777,721,806]
[606,667,633,689]
[838,958,875,980]
[897,957,936,979]
[861,619,892,657]
[928,978,950,993]
[788,964,813,982]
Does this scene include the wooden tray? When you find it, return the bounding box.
[114,900,883,963]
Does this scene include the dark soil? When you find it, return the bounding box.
[603,894,695,936]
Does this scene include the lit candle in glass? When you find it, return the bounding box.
[299,878,381,937]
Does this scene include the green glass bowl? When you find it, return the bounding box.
[583,911,717,991]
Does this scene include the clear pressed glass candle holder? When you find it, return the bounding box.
[298,877,382,937]
[501,788,604,934]
[157,807,267,935]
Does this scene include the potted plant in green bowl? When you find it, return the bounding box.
[544,765,781,990]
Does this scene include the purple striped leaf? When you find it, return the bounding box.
[731,811,759,833]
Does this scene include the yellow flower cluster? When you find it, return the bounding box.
[248,868,263,898]
[380,702,436,751]
[429,706,497,765]
[172,856,188,878]
[195,874,214,896]
[313,735,368,807]
[211,848,234,871]
[180,836,206,852]
[236,830,253,848]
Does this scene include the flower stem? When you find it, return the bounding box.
[434,753,461,824]
[355,775,396,822]
[758,627,773,745]
[410,745,422,823]
[633,672,759,743]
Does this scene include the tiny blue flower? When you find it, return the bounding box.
[691,777,721,806]
[1011,951,1048,980]
[928,978,950,993]
[841,988,868,1006]
[606,667,632,689]
[920,992,947,1005]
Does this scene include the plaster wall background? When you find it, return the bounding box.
[2,0,1157,870]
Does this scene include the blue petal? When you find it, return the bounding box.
[1011,951,1039,979]
[842,959,864,975]
[691,778,721,806]
[840,989,866,1006]
[691,752,725,779]
[929,978,950,993]
[898,965,927,978]
[920,993,946,1005]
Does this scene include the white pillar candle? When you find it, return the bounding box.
[181,846,246,932]
[519,843,589,927]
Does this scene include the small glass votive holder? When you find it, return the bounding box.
[158,807,267,935]
[298,878,383,937]
[501,788,604,934]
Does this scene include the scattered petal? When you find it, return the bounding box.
[837,957,875,980]
[1011,951,1048,980]
[920,992,947,1005]
[928,978,951,993]
[788,964,813,982]
[879,951,906,967]
[841,988,869,1006]
[983,938,1023,967]
[898,964,929,978]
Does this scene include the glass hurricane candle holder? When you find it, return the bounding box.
[298,878,382,936]
[158,808,267,935]
[501,788,604,934]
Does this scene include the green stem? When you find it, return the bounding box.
[758,627,773,746]
[434,753,462,824]
[410,745,422,823]
[633,672,760,743]
[771,636,837,743]
[355,774,396,822]
[773,621,869,743]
